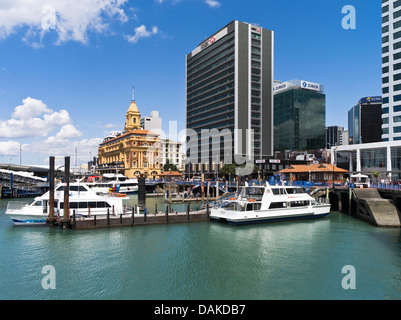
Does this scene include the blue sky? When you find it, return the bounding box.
[0,0,381,166]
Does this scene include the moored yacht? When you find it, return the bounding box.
[210,183,330,225]
[5,182,127,226]
[88,174,138,195]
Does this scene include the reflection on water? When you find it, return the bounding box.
[0,195,401,300]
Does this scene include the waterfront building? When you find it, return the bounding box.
[185,20,274,177]
[97,98,162,178]
[331,140,401,181]
[279,163,348,184]
[348,97,382,145]
[160,139,184,171]
[273,79,326,151]
[381,1,401,141]
[141,111,162,134]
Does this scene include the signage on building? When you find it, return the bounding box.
[269,159,281,163]
[273,82,288,93]
[358,96,382,105]
[192,28,228,57]
[255,159,266,164]
[300,80,320,92]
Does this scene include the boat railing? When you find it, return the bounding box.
[208,192,237,209]
[6,201,30,211]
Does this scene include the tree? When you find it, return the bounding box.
[163,159,178,172]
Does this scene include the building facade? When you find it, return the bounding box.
[141,110,162,134]
[348,96,382,145]
[326,126,347,149]
[382,0,401,141]
[160,139,185,171]
[185,20,274,177]
[97,99,162,178]
[274,79,326,151]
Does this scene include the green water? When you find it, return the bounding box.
[1,195,401,300]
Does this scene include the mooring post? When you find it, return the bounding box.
[120,214,122,224]
[48,156,56,226]
[94,214,97,226]
[73,210,76,230]
[166,205,169,223]
[107,208,110,226]
[132,207,135,225]
[155,203,158,214]
[144,207,147,222]
[206,203,210,219]
[63,156,70,228]
[187,203,190,220]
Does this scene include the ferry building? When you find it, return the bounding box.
[97,98,161,178]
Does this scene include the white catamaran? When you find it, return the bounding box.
[210,183,331,225]
[5,182,127,226]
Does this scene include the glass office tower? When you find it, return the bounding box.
[274,80,326,151]
[186,20,274,176]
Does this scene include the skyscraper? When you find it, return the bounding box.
[273,80,326,151]
[348,97,382,145]
[185,20,274,176]
[382,0,401,141]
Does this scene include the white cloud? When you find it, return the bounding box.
[125,24,159,44]
[12,96,52,120]
[0,140,22,156]
[0,0,129,46]
[0,97,71,138]
[205,0,221,8]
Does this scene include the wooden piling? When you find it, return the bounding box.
[132,207,135,225]
[48,156,55,226]
[63,156,70,223]
[73,210,76,230]
[107,208,110,225]
[166,205,169,223]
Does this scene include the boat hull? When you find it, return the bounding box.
[6,214,48,226]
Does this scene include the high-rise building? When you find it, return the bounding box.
[326,126,346,149]
[273,79,326,151]
[348,97,382,145]
[185,20,274,176]
[141,111,162,134]
[381,0,401,141]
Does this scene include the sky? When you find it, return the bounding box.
[0,0,381,166]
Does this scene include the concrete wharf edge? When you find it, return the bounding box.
[66,209,209,230]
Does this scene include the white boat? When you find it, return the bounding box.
[5,182,128,226]
[88,174,138,195]
[210,183,330,226]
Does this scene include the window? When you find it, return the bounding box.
[269,202,287,209]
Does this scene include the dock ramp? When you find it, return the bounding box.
[352,188,401,227]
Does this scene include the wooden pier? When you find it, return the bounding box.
[49,207,210,230]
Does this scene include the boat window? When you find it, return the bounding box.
[286,188,297,194]
[295,188,305,193]
[240,187,264,200]
[88,202,97,208]
[271,188,280,195]
[56,185,87,192]
[269,202,287,209]
[290,201,310,207]
[33,201,42,206]
[79,202,88,209]
[253,203,261,211]
[70,202,78,209]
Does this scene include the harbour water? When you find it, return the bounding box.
[1,195,401,300]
